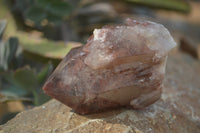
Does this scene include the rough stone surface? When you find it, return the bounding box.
[1,52,200,133]
[43,19,176,114]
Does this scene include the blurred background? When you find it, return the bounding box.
[0,0,199,125]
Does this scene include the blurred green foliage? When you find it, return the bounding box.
[0,0,80,107]
[125,0,190,13]
[0,65,53,105]
[0,21,52,106]
[11,0,72,26]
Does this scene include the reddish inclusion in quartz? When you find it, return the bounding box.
[43,18,176,114]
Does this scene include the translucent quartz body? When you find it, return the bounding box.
[43,18,176,114]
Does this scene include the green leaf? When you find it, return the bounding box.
[0,84,29,98]
[12,66,52,106]
[0,41,6,70]
[47,1,72,17]
[0,37,19,70]
[6,37,19,65]
[18,32,82,59]
[0,66,51,104]
[14,0,34,11]
[0,94,32,103]
[0,71,32,102]
[0,20,6,38]
[24,5,47,24]
[36,0,51,7]
[33,89,51,106]
[46,13,62,24]
[0,70,14,85]
[37,63,53,84]
[13,66,39,92]
[37,0,72,17]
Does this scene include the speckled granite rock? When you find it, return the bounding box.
[0,52,200,133]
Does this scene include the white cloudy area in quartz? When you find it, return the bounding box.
[84,19,176,70]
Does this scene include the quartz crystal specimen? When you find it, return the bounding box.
[43,18,176,114]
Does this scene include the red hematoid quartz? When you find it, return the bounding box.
[43,18,176,114]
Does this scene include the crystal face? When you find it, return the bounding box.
[43,18,176,114]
